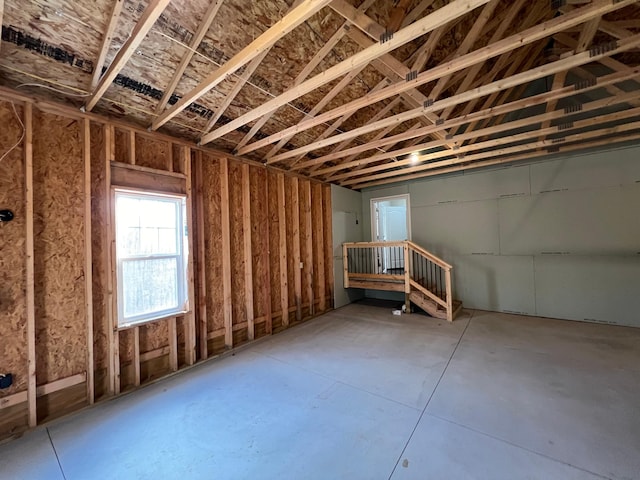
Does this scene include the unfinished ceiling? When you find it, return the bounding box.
[1,0,640,189]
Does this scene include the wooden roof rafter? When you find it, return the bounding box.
[265,0,442,163]
[425,0,501,102]
[327,0,463,149]
[460,41,545,146]
[345,112,640,186]
[293,65,640,172]
[352,128,640,189]
[290,18,467,171]
[86,0,172,111]
[536,9,604,143]
[203,0,494,147]
[238,0,635,160]
[293,52,640,176]
[90,0,124,89]
[347,113,640,189]
[151,0,334,130]
[333,90,640,183]
[230,0,378,154]
[154,0,226,115]
[316,0,510,175]
[438,0,534,121]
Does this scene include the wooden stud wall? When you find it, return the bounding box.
[194,155,334,354]
[0,92,334,441]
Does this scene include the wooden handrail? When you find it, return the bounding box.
[344,240,451,270]
[343,241,407,248]
[343,240,456,321]
[407,241,452,270]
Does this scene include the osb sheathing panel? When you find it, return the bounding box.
[114,128,131,164]
[0,403,27,440]
[322,185,333,303]
[37,381,86,424]
[299,179,312,318]
[311,183,323,303]
[0,43,90,95]
[134,134,171,171]
[0,102,27,397]
[171,144,182,173]
[228,160,246,326]
[267,171,281,317]
[140,319,169,353]
[89,122,108,372]
[119,328,134,364]
[2,0,112,66]
[32,110,87,384]
[201,153,224,332]
[249,166,268,320]
[284,175,296,322]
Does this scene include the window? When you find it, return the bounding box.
[115,189,188,327]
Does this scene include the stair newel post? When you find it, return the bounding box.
[404,242,411,314]
[343,244,349,288]
[445,267,453,322]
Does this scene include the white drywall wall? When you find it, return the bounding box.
[362,143,640,326]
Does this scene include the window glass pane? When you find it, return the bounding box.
[117,197,142,228]
[139,198,176,229]
[119,226,141,256]
[116,195,179,256]
[122,257,179,319]
[157,227,177,254]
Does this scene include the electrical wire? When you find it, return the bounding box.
[0,102,25,164]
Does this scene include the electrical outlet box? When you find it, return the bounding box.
[299,262,304,269]
[0,373,13,389]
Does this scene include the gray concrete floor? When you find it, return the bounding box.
[1,304,639,480]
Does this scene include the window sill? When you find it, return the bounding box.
[118,310,189,331]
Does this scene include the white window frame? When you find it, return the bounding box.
[114,188,188,328]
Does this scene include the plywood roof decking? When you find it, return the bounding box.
[1,0,639,189]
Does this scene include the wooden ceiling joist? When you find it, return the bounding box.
[538,15,601,143]
[352,129,640,190]
[151,0,334,130]
[239,0,635,158]
[262,0,431,161]
[90,0,124,89]
[439,0,532,121]
[85,0,172,111]
[457,41,544,143]
[294,17,463,167]
[202,0,493,146]
[201,0,308,134]
[291,66,640,172]
[231,0,378,153]
[332,91,640,182]
[425,0,501,102]
[313,8,490,168]
[4,0,640,190]
[267,63,374,163]
[345,113,640,187]
[328,2,457,147]
[154,0,226,114]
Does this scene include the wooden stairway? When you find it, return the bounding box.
[410,290,462,320]
[343,240,462,322]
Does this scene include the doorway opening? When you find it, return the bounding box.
[370,194,411,274]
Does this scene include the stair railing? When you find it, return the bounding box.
[343,241,454,321]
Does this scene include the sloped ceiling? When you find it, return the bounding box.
[1,0,639,189]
